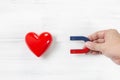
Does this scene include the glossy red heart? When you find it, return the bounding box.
[25,32,52,57]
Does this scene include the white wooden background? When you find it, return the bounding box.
[0,0,120,80]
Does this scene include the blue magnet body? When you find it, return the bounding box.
[70,36,90,42]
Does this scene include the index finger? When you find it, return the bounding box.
[88,30,106,41]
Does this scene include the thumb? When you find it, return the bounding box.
[85,41,104,51]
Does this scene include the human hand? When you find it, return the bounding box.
[85,29,120,65]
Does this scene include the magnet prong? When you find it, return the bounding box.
[70,36,90,41]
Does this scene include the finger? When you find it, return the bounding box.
[88,30,106,41]
[93,39,105,43]
[85,42,104,51]
[91,51,101,55]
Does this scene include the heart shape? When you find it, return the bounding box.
[25,32,52,57]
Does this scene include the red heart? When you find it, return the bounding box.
[25,32,52,57]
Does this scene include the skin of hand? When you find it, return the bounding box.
[85,29,120,65]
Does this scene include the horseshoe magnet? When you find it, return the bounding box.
[70,36,90,54]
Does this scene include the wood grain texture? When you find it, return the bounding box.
[0,0,120,80]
